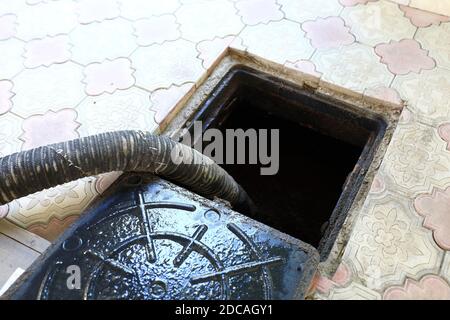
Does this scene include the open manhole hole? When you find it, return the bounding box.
[171,55,400,262]
[4,52,400,300]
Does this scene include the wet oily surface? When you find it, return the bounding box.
[6,176,318,300]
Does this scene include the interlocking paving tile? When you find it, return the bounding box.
[416,22,450,70]
[279,0,343,23]
[76,87,158,136]
[312,43,393,94]
[341,0,416,47]
[238,19,314,64]
[70,18,137,65]
[131,39,204,91]
[12,62,85,118]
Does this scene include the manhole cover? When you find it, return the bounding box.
[5,175,318,300]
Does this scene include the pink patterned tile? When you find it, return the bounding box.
[369,174,386,194]
[23,34,72,69]
[21,109,80,150]
[439,123,450,151]
[0,80,14,115]
[339,0,377,6]
[235,0,283,25]
[83,58,135,96]
[284,60,322,77]
[134,15,181,46]
[415,186,450,250]
[302,16,355,49]
[76,0,120,24]
[383,275,450,300]
[400,5,450,27]
[311,262,352,295]
[197,36,234,70]
[0,14,17,40]
[375,39,436,75]
[364,86,403,106]
[27,215,80,241]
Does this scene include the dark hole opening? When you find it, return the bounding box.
[185,66,386,259]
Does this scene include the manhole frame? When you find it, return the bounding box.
[162,49,403,275]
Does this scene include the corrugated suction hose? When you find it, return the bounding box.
[0,131,254,213]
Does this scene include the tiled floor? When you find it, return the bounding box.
[0,0,450,299]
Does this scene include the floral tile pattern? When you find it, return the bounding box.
[375,39,435,75]
[342,193,443,291]
[341,0,416,47]
[0,0,450,299]
[312,43,393,94]
[392,68,450,123]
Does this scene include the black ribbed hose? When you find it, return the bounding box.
[0,131,254,213]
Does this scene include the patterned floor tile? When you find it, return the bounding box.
[284,60,322,78]
[235,0,284,25]
[392,68,450,122]
[15,1,78,41]
[0,13,17,40]
[327,282,382,300]
[196,35,235,70]
[20,109,80,150]
[76,0,121,24]
[131,39,204,91]
[0,113,22,157]
[342,191,443,291]
[341,0,416,47]
[0,80,14,115]
[118,0,180,21]
[302,16,355,50]
[380,118,450,195]
[441,253,450,284]
[12,62,85,118]
[375,39,435,75]
[23,34,72,69]
[76,87,157,136]
[150,83,194,124]
[278,0,343,23]
[176,0,243,42]
[6,177,100,241]
[312,43,393,94]
[238,19,314,64]
[399,5,450,28]
[410,0,450,16]
[0,39,24,79]
[416,22,450,70]
[70,18,137,65]
[83,58,135,95]
[383,275,450,300]
[134,15,181,46]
